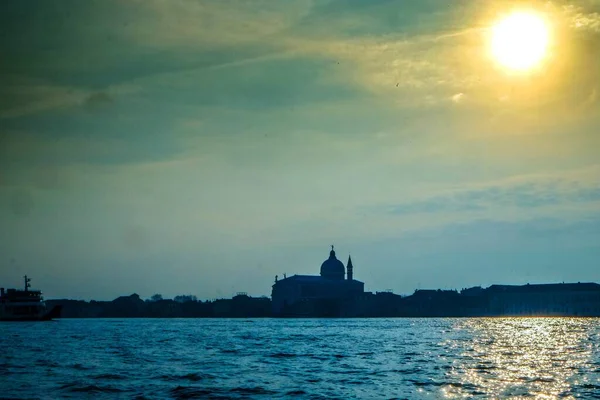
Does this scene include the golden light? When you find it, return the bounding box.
[490,11,550,72]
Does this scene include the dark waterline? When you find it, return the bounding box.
[1,318,599,399]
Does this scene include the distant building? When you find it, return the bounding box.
[395,283,600,317]
[485,283,600,316]
[271,246,364,316]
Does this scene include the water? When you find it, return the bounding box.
[1,318,600,399]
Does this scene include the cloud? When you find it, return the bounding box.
[0,77,87,119]
[125,0,314,48]
[452,92,465,103]
[2,0,481,114]
[0,74,139,119]
[563,4,600,31]
[380,167,600,220]
[84,91,114,110]
[5,0,599,122]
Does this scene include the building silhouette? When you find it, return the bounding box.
[271,246,364,317]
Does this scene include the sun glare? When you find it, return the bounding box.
[490,11,550,72]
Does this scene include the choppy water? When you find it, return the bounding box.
[1,318,600,399]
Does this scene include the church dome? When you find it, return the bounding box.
[320,246,345,280]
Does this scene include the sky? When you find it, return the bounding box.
[1,0,599,300]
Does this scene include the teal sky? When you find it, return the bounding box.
[1,0,600,300]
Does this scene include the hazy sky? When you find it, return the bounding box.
[1,0,599,300]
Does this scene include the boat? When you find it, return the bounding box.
[0,276,62,321]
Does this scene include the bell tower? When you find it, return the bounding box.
[347,255,353,281]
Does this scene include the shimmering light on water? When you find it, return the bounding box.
[1,318,599,399]
[445,318,599,398]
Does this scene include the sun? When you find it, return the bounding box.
[490,11,550,72]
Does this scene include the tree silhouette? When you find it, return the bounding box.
[150,294,163,302]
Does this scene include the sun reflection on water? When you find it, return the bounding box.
[442,318,599,399]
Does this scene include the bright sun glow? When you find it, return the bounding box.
[490,11,550,71]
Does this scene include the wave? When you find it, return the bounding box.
[447,382,480,391]
[523,376,555,383]
[582,384,600,390]
[159,372,215,382]
[60,383,126,393]
[180,372,214,382]
[169,386,214,399]
[286,390,307,395]
[408,379,446,387]
[269,352,297,358]
[229,386,276,395]
[0,397,41,400]
[1,363,26,369]
[390,367,422,374]
[34,359,60,368]
[69,363,92,371]
[93,373,128,380]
